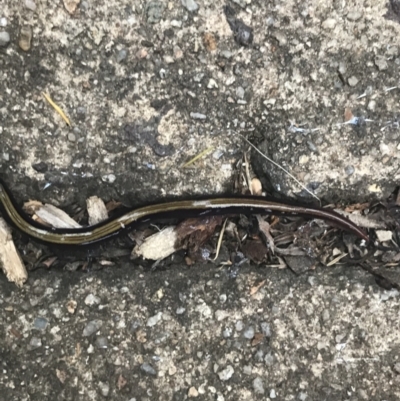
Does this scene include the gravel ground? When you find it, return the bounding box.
[1,0,400,400]
[1,262,400,401]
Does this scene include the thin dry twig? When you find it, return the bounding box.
[239,134,320,203]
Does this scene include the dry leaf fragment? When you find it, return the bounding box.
[250,279,266,295]
[251,332,264,346]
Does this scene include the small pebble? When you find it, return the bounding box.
[95,337,108,349]
[0,17,7,27]
[253,377,265,394]
[176,307,186,315]
[146,0,166,24]
[345,165,355,176]
[33,317,49,330]
[221,50,233,59]
[147,312,162,327]
[83,319,103,336]
[218,365,234,381]
[98,381,110,397]
[348,76,358,87]
[236,86,245,99]
[347,10,363,21]
[394,362,400,374]
[116,49,127,63]
[212,150,223,160]
[264,352,274,366]
[270,389,276,398]
[67,133,76,142]
[222,327,232,338]
[102,174,116,183]
[25,0,37,11]
[260,322,271,337]
[190,112,206,120]
[140,363,157,376]
[188,387,199,397]
[207,78,218,89]
[374,56,388,71]
[243,326,255,339]
[235,320,244,331]
[29,337,42,349]
[0,31,10,47]
[181,0,199,12]
[19,25,33,51]
[243,365,252,375]
[84,294,101,306]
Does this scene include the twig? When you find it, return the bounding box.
[238,134,320,203]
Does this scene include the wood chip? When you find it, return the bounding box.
[0,218,28,286]
[86,196,108,225]
[34,204,81,229]
[132,226,178,260]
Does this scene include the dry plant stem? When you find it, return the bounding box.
[239,134,321,203]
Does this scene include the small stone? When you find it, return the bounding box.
[25,0,37,11]
[176,307,185,314]
[29,337,42,349]
[116,49,127,63]
[345,165,355,176]
[98,381,110,397]
[376,230,392,243]
[147,312,162,327]
[260,322,271,337]
[394,362,400,374]
[253,377,265,395]
[270,389,276,398]
[347,10,363,21]
[264,352,275,366]
[375,56,388,71]
[140,363,157,376]
[95,337,108,349]
[64,0,81,14]
[181,0,199,12]
[338,61,347,75]
[243,365,252,375]
[243,326,255,339]
[212,150,223,160]
[83,319,103,336]
[146,0,166,24]
[218,365,234,381]
[188,387,199,397]
[19,25,32,51]
[0,17,7,27]
[32,161,48,173]
[299,155,309,165]
[0,31,10,47]
[322,18,336,30]
[348,76,358,87]
[236,86,245,99]
[67,133,76,142]
[367,100,376,111]
[207,78,218,89]
[84,294,100,306]
[136,48,148,59]
[221,50,233,59]
[171,20,182,28]
[102,174,116,183]
[235,320,244,331]
[190,112,206,120]
[33,317,49,330]
[222,327,232,337]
